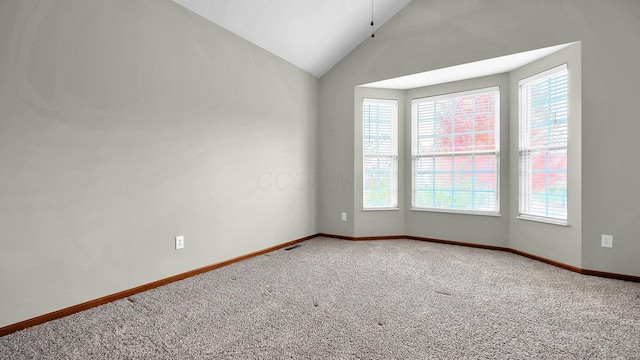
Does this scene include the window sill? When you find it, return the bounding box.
[517,214,569,227]
[411,207,500,217]
[362,207,400,211]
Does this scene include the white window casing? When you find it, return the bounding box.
[518,64,569,225]
[411,87,500,215]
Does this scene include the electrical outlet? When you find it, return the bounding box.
[601,234,613,248]
[341,212,347,221]
[175,235,185,250]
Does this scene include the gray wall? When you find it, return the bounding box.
[0,0,318,327]
[319,0,640,276]
[2,0,639,330]
[509,45,582,267]
[404,75,510,248]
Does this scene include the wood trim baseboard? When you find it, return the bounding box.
[318,233,640,283]
[319,233,507,251]
[406,235,509,252]
[354,235,407,241]
[317,233,406,241]
[317,233,355,240]
[581,268,640,282]
[507,248,582,274]
[4,232,639,337]
[0,234,317,337]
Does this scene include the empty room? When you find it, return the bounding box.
[1,0,639,358]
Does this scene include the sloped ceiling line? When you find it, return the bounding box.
[172,0,413,77]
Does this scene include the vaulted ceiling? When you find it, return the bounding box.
[172,0,413,78]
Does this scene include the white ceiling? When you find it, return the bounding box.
[172,0,413,78]
[360,43,575,90]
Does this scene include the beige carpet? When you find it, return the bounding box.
[1,237,639,359]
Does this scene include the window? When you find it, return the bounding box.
[412,87,500,214]
[363,99,398,209]
[519,64,568,224]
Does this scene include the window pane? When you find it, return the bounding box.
[412,87,500,213]
[474,131,495,151]
[435,156,453,207]
[364,156,395,208]
[453,133,473,152]
[434,135,453,153]
[415,157,435,208]
[363,99,397,209]
[364,102,393,155]
[473,155,498,211]
[519,64,568,222]
[524,149,567,219]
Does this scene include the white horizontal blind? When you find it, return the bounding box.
[412,87,499,214]
[519,64,568,223]
[363,99,398,209]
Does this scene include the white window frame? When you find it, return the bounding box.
[362,98,398,210]
[411,87,500,216]
[518,64,569,226]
